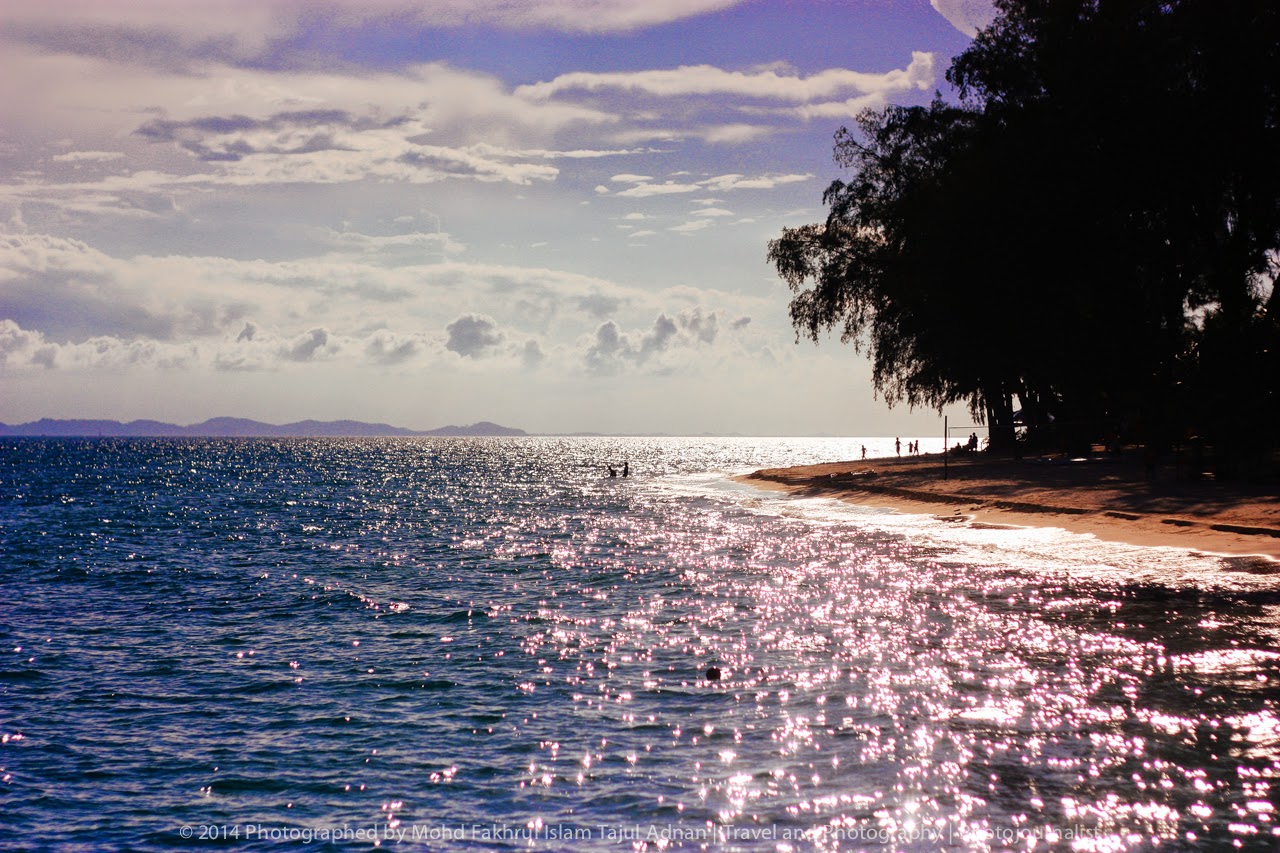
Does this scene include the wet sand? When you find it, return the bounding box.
[741,453,1280,563]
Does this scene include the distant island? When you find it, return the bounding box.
[0,418,527,438]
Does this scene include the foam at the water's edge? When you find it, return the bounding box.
[717,471,1280,593]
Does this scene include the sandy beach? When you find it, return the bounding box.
[743,452,1280,564]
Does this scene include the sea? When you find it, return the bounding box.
[1,436,1278,851]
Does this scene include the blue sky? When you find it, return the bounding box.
[0,0,993,434]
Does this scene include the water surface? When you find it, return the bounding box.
[2,437,1277,850]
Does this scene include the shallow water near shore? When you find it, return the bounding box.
[2,437,1278,851]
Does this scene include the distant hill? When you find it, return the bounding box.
[421,421,526,437]
[0,418,528,438]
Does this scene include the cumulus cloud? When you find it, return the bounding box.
[0,319,46,366]
[582,311,726,374]
[681,308,718,344]
[445,313,503,358]
[640,314,677,358]
[280,327,335,362]
[520,338,545,368]
[0,233,177,341]
[365,329,422,364]
[0,319,199,371]
[213,325,428,372]
[584,320,628,373]
[1,229,766,382]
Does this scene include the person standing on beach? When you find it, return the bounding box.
[622,461,629,478]
[895,437,901,456]
[861,445,866,460]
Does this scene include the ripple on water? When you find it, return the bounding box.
[2,437,1279,850]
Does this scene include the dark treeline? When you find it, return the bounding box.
[769,0,1279,477]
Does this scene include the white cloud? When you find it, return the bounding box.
[698,124,775,144]
[669,220,712,233]
[606,172,811,199]
[0,319,45,364]
[445,313,504,358]
[365,328,424,365]
[0,319,201,371]
[1,230,785,376]
[517,53,936,103]
[280,327,336,362]
[50,151,126,163]
[784,92,902,120]
[318,229,462,265]
[520,338,545,368]
[1,52,615,200]
[1,1,754,66]
[579,308,741,375]
[615,181,700,199]
[699,173,811,191]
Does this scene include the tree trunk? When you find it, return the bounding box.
[985,384,1017,453]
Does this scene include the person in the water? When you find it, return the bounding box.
[622,461,629,477]
[607,464,617,478]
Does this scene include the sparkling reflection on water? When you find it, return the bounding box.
[1,437,1278,851]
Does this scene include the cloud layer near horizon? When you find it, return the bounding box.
[0,0,987,432]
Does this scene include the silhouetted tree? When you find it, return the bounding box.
[772,0,1280,465]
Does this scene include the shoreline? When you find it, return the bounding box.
[740,453,1280,565]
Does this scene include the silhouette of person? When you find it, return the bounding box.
[968,432,978,451]
[895,437,901,456]
[608,464,617,478]
[861,445,867,460]
[622,461,629,478]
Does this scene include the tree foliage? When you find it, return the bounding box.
[771,0,1280,464]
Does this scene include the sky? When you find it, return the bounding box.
[0,0,996,435]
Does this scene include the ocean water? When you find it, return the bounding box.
[1,437,1278,852]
